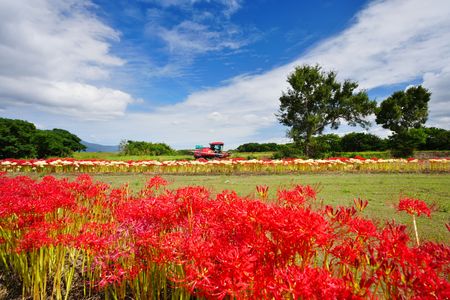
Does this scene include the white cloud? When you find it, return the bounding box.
[143,0,252,77]
[1,0,449,148]
[0,77,134,120]
[0,0,136,120]
[123,0,448,147]
[302,0,450,90]
[422,68,450,128]
[145,0,242,17]
[156,20,245,54]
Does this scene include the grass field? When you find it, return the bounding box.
[72,150,450,161]
[23,172,450,243]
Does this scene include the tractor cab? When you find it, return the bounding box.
[193,141,230,159]
[209,142,224,153]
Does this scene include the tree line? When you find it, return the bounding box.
[235,128,449,158]
[1,64,448,159]
[0,118,85,159]
[277,64,448,157]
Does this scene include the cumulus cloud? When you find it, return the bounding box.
[0,0,136,120]
[117,0,449,147]
[1,0,449,147]
[302,0,450,90]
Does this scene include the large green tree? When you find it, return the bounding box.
[0,118,37,159]
[32,130,72,158]
[376,86,431,157]
[277,65,376,156]
[51,128,86,152]
[0,117,86,158]
[376,86,430,133]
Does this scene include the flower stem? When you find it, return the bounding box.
[412,214,420,246]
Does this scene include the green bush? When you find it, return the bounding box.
[341,132,387,152]
[236,142,280,152]
[120,140,175,156]
[272,144,303,159]
[389,129,427,158]
[419,127,450,150]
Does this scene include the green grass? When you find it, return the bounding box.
[229,151,274,159]
[23,172,450,243]
[73,151,193,161]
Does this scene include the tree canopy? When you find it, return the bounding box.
[376,86,431,157]
[0,118,37,158]
[0,118,85,159]
[277,65,376,156]
[376,85,431,133]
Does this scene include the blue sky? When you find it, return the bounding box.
[0,0,449,149]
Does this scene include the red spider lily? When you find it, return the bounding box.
[147,175,168,190]
[277,184,316,207]
[397,197,431,217]
[1,173,449,299]
[270,266,355,300]
[353,198,368,212]
[256,185,269,200]
[16,229,53,252]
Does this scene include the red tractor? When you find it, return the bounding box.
[193,142,230,159]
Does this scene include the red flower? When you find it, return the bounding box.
[256,185,269,200]
[397,197,431,217]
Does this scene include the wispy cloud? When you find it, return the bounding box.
[0,0,136,120]
[301,0,450,128]
[89,0,449,146]
[155,20,246,54]
[1,0,449,147]
[142,0,254,77]
[144,0,242,17]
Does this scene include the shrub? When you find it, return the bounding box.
[120,140,175,156]
[341,132,387,152]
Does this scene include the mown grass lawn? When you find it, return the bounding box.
[23,172,450,243]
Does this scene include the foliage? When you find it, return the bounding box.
[32,130,73,158]
[376,86,431,157]
[271,143,303,159]
[277,65,376,156]
[309,134,342,158]
[0,174,449,299]
[236,142,280,152]
[341,132,387,152]
[176,149,195,155]
[0,118,85,159]
[376,86,431,133]
[51,128,86,152]
[334,151,391,159]
[120,140,175,156]
[389,128,427,158]
[419,127,450,150]
[0,118,37,159]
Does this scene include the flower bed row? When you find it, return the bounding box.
[1,157,449,174]
[0,174,448,299]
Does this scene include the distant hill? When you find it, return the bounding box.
[81,141,119,152]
